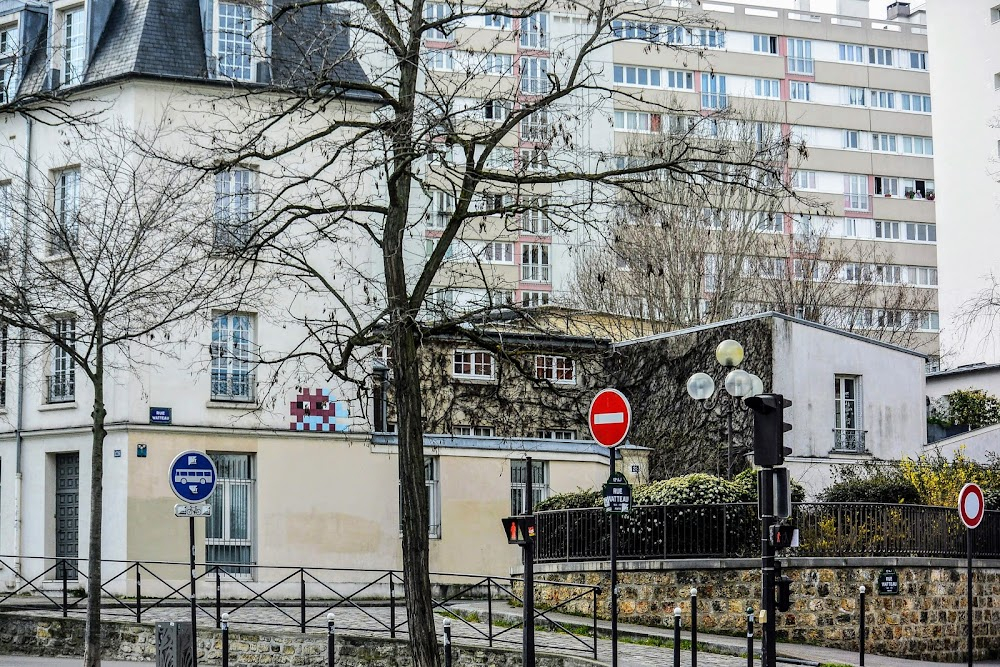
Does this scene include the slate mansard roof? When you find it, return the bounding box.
[0,0,371,103]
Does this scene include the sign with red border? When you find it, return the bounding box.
[588,389,632,448]
[959,483,985,529]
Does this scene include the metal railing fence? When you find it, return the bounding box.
[534,502,1000,562]
[0,555,599,658]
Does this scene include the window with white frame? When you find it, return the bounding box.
[453,350,494,379]
[868,47,893,66]
[613,65,661,87]
[845,87,866,106]
[834,375,862,443]
[485,54,512,75]
[520,13,548,49]
[700,74,726,109]
[871,133,897,152]
[214,169,254,249]
[902,135,933,155]
[520,57,549,94]
[752,34,778,54]
[907,51,928,70]
[838,43,864,63]
[210,312,255,402]
[613,110,660,132]
[49,318,75,403]
[787,38,813,74]
[0,24,16,56]
[427,190,454,229]
[455,425,495,437]
[484,147,513,170]
[901,93,931,113]
[664,70,693,90]
[754,78,780,99]
[755,211,783,233]
[610,20,664,42]
[61,6,86,85]
[874,220,901,240]
[843,218,860,237]
[206,453,255,576]
[692,28,724,48]
[792,171,816,190]
[536,429,575,440]
[905,222,936,242]
[482,241,514,263]
[424,3,453,40]
[915,311,939,331]
[910,266,938,286]
[875,264,903,284]
[217,2,254,80]
[483,99,509,121]
[520,110,550,140]
[993,5,1000,22]
[510,459,548,515]
[535,355,575,384]
[519,148,550,172]
[484,13,511,29]
[844,174,869,211]
[874,176,898,197]
[789,81,810,101]
[869,89,895,109]
[704,254,718,292]
[427,48,455,71]
[843,130,860,150]
[0,181,10,244]
[0,64,14,104]
[51,168,80,255]
[521,243,550,282]
[522,290,550,307]
[842,263,864,283]
[522,197,552,234]
[902,178,934,198]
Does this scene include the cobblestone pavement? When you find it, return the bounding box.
[17,602,744,667]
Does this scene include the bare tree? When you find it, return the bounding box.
[137,4,804,666]
[0,122,247,667]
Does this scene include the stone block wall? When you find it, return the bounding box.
[531,558,1000,662]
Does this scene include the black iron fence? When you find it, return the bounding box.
[0,555,599,658]
[534,502,1000,562]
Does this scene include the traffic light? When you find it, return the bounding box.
[501,516,535,545]
[770,524,796,550]
[744,393,792,467]
[775,560,793,612]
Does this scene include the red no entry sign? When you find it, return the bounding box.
[959,483,985,529]
[588,388,632,448]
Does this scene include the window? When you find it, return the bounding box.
[754,78,780,99]
[755,212,783,233]
[907,51,928,70]
[61,6,86,85]
[455,425,495,437]
[910,266,938,286]
[510,459,548,515]
[845,87,866,106]
[993,4,1000,22]
[915,311,940,331]
[838,43,864,63]
[903,178,934,198]
[485,54,512,75]
[424,3,453,40]
[521,243,550,282]
[522,198,552,234]
[482,241,514,263]
[211,312,255,402]
[875,264,903,284]
[214,169,254,249]
[522,290,550,307]
[871,133,897,152]
[834,375,862,451]
[700,74,727,110]
[453,350,494,379]
[843,218,860,237]
[206,453,255,576]
[664,70,693,90]
[613,65,661,87]
[842,263,864,283]
[520,57,549,94]
[0,181,10,245]
[427,48,455,71]
[789,81,810,101]
[483,99,509,121]
[535,355,575,384]
[613,110,660,132]
[874,221,900,240]
[902,136,933,156]
[520,13,548,49]
[519,148,550,172]
[0,25,16,56]
[537,430,575,440]
[484,13,511,29]
[905,222,936,242]
[787,39,813,74]
[844,130,860,150]
[753,34,778,54]
[844,174,869,211]
[484,147,513,170]
[217,2,254,80]
[0,64,13,104]
[868,47,893,66]
[874,176,898,197]
[792,171,816,190]
[692,29,725,48]
[51,168,80,255]
[900,93,931,112]
[427,190,454,229]
[611,20,664,42]
[49,318,75,404]
[869,90,894,109]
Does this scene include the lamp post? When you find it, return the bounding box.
[686,339,764,478]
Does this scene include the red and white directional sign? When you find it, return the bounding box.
[588,388,632,448]
[959,483,985,529]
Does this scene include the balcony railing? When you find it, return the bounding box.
[832,428,867,453]
[46,375,75,404]
[211,371,255,402]
[521,264,551,282]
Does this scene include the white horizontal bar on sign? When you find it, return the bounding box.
[594,412,625,425]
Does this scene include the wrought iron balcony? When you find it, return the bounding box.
[832,428,867,453]
[46,375,75,404]
[211,371,255,402]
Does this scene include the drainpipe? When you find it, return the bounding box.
[13,111,33,577]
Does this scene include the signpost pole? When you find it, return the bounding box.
[609,446,618,667]
[190,515,198,667]
[957,482,984,667]
[967,527,973,667]
[524,457,535,667]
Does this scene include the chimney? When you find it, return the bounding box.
[887,2,911,19]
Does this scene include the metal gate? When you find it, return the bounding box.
[55,453,79,580]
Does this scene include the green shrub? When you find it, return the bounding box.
[633,473,741,506]
[819,477,920,504]
[731,467,807,503]
[534,489,601,511]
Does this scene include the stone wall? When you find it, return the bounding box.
[0,613,601,667]
[529,558,1000,663]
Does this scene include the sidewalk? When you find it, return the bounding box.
[446,600,1000,667]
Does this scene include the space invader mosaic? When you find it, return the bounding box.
[289,388,350,432]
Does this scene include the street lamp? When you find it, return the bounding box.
[686,339,764,478]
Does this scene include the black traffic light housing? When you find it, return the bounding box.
[770,524,796,550]
[774,560,793,612]
[501,516,535,545]
[744,393,792,467]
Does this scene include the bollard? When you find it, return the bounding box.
[221,613,229,667]
[690,587,698,667]
[327,613,336,667]
[746,606,754,667]
[673,606,682,667]
[859,585,866,667]
[443,618,453,667]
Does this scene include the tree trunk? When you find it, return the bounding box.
[83,350,106,667]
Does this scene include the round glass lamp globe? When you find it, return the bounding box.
[724,369,753,397]
[715,339,745,368]
[686,372,715,401]
[748,374,765,398]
